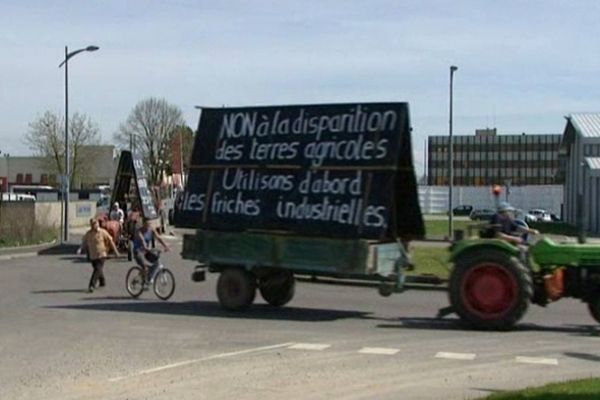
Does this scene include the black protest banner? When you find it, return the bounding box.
[175,103,424,240]
[111,151,158,220]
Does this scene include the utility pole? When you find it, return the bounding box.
[448,65,458,239]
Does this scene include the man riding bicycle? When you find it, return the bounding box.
[133,219,170,284]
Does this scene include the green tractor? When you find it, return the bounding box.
[447,236,600,330]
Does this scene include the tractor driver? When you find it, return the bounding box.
[490,202,539,246]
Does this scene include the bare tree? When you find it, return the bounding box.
[24,111,101,187]
[114,98,185,186]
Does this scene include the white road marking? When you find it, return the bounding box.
[108,342,294,382]
[435,352,476,360]
[515,356,559,365]
[358,347,399,355]
[288,343,331,351]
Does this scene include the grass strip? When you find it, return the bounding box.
[480,377,600,399]
[409,246,451,280]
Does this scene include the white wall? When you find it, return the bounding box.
[419,185,563,216]
[34,201,97,228]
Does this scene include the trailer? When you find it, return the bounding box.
[183,229,410,309]
[176,102,424,309]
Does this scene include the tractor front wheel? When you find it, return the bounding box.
[449,249,532,331]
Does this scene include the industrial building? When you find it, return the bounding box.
[561,113,600,233]
[0,145,117,193]
[427,129,562,186]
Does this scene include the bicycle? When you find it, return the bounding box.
[125,250,175,300]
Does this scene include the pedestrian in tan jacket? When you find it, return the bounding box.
[77,218,120,292]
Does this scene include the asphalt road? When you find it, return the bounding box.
[1,236,600,400]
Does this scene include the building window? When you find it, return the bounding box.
[40,174,48,185]
[25,174,32,184]
[16,173,24,184]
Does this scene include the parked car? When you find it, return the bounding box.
[529,209,552,222]
[515,209,537,224]
[469,208,496,221]
[452,205,474,216]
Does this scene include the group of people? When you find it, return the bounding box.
[77,201,170,293]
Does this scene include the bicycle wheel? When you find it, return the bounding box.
[153,268,175,300]
[126,266,145,298]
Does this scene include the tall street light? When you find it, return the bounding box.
[3,153,10,193]
[59,45,99,243]
[448,65,458,239]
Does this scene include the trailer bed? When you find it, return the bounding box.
[182,230,406,280]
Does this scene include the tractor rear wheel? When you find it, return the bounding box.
[449,249,532,331]
[587,290,600,324]
[259,271,295,307]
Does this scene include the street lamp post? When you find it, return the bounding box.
[59,45,99,243]
[448,65,458,240]
[4,153,10,193]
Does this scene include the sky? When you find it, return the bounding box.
[2,0,600,174]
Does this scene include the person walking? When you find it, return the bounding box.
[77,218,120,292]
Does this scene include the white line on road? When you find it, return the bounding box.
[515,356,559,365]
[108,342,294,382]
[358,347,400,355]
[435,352,476,360]
[288,343,331,351]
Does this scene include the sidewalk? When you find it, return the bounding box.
[0,240,58,261]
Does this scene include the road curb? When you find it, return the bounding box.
[0,240,58,261]
[0,252,40,261]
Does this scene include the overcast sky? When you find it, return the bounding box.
[2,0,600,172]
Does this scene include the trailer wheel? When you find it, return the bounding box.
[259,271,295,307]
[449,249,532,331]
[217,269,257,311]
[587,290,600,324]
